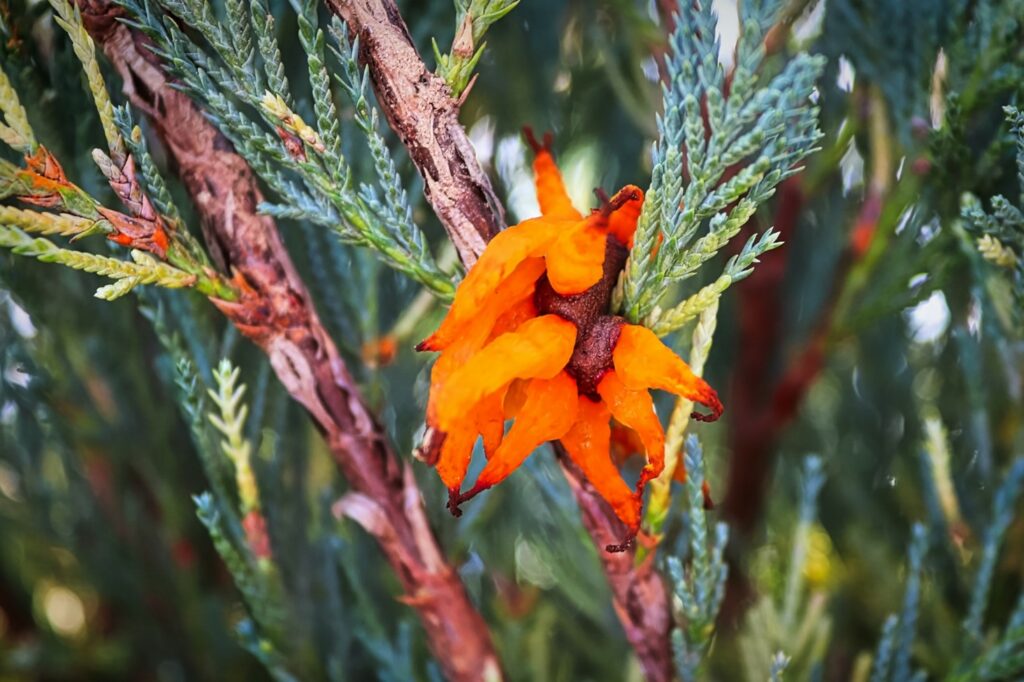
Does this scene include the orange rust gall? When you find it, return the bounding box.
[418,131,723,551]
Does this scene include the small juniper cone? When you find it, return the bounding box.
[417,131,723,551]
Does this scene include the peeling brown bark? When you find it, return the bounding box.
[325,0,504,267]
[325,1,674,678]
[75,4,501,681]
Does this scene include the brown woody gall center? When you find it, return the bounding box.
[534,232,628,398]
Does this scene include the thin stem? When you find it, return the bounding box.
[639,297,719,561]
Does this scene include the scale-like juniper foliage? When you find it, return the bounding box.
[668,436,729,682]
[619,0,823,334]
[119,0,458,297]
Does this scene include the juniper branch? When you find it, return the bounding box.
[669,436,730,681]
[74,5,503,679]
[649,228,783,334]
[122,0,455,297]
[208,360,260,515]
[49,0,126,163]
[0,65,36,153]
[432,0,519,99]
[620,0,823,330]
[0,205,106,237]
[0,223,195,298]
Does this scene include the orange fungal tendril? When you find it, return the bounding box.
[418,129,724,551]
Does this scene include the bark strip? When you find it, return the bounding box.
[75,5,501,680]
[325,1,674,678]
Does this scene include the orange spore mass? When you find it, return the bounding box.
[419,131,723,549]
